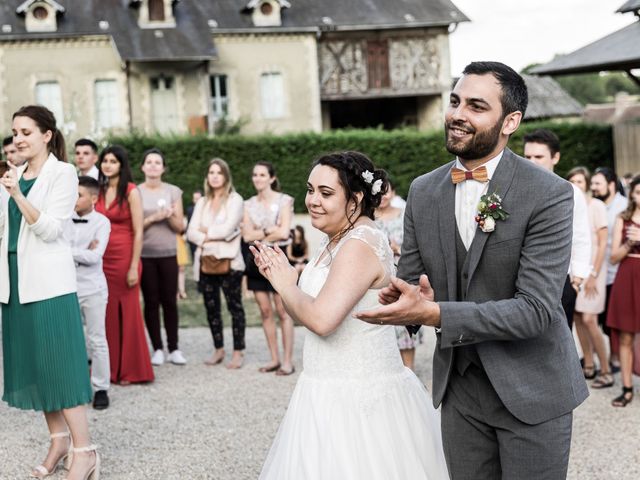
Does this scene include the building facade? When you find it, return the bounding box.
[0,0,467,138]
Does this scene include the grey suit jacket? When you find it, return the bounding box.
[398,149,589,425]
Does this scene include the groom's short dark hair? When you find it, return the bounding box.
[462,61,528,118]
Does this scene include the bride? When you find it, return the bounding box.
[251,151,449,479]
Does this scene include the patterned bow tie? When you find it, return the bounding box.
[450,166,489,184]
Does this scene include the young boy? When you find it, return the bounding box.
[66,176,112,409]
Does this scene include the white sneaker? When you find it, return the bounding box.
[151,349,165,366]
[168,350,187,365]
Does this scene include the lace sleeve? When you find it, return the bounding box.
[346,225,396,279]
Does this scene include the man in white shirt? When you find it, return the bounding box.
[74,138,100,179]
[524,129,591,330]
[65,176,111,409]
[591,166,628,371]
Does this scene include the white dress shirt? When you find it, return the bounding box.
[604,193,628,285]
[454,151,503,250]
[64,210,111,298]
[569,183,592,279]
[79,165,99,180]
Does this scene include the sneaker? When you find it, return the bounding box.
[93,390,110,410]
[168,350,187,365]
[151,349,165,366]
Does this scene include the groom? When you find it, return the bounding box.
[356,62,588,479]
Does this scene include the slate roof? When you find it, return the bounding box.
[530,20,640,75]
[0,0,216,62]
[0,0,467,60]
[617,0,640,13]
[201,0,468,32]
[522,75,583,120]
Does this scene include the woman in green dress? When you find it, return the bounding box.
[0,105,99,479]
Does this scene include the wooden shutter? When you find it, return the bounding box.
[149,0,165,21]
[367,40,390,89]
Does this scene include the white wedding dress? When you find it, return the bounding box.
[259,225,449,480]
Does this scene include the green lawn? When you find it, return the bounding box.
[178,266,263,328]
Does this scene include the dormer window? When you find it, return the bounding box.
[16,0,65,33]
[244,0,291,27]
[131,0,177,28]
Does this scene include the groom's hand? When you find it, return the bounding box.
[355,275,440,327]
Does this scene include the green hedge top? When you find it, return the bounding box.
[110,122,613,212]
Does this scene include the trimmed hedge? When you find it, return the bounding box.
[110,122,613,212]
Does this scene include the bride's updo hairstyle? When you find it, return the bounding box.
[312,150,389,225]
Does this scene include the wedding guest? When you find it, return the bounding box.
[0,105,99,479]
[567,167,613,387]
[607,175,640,407]
[2,135,22,165]
[66,176,112,409]
[375,179,423,370]
[242,161,295,375]
[187,158,246,369]
[592,167,628,371]
[74,138,99,179]
[138,148,186,366]
[524,129,591,330]
[96,145,154,384]
[286,225,309,275]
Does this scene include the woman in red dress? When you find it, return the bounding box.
[96,145,154,384]
[607,175,640,407]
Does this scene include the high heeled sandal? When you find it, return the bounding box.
[611,386,633,407]
[63,444,100,480]
[30,431,73,478]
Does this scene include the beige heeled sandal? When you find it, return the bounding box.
[30,431,73,478]
[63,444,100,480]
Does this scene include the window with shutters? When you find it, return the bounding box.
[260,72,285,119]
[94,80,120,131]
[210,75,228,119]
[35,81,64,124]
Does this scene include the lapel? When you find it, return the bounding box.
[17,153,58,235]
[465,149,518,288]
[437,161,458,301]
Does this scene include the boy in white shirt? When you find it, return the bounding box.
[66,176,112,409]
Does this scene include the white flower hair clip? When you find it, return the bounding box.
[361,170,382,195]
[361,170,374,184]
[371,179,383,195]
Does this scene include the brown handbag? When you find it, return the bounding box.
[200,255,231,275]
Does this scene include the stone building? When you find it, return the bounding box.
[0,0,467,138]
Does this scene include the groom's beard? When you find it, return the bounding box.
[445,119,503,160]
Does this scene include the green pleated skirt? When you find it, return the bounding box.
[2,253,92,411]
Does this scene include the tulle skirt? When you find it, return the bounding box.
[259,369,449,480]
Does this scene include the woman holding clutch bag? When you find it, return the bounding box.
[187,158,246,369]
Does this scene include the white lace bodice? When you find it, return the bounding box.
[299,224,405,380]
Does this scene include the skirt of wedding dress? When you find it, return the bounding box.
[258,368,450,480]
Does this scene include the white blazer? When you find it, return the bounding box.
[0,153,78,304]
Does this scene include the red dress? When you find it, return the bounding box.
[96,183,154,383]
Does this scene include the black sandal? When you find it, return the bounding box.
[582,364,597,380]
[611,386,633,407]
[592,372,614,389]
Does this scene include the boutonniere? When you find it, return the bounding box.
[475,191,508,233]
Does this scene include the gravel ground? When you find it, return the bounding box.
[0,326,638,479]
